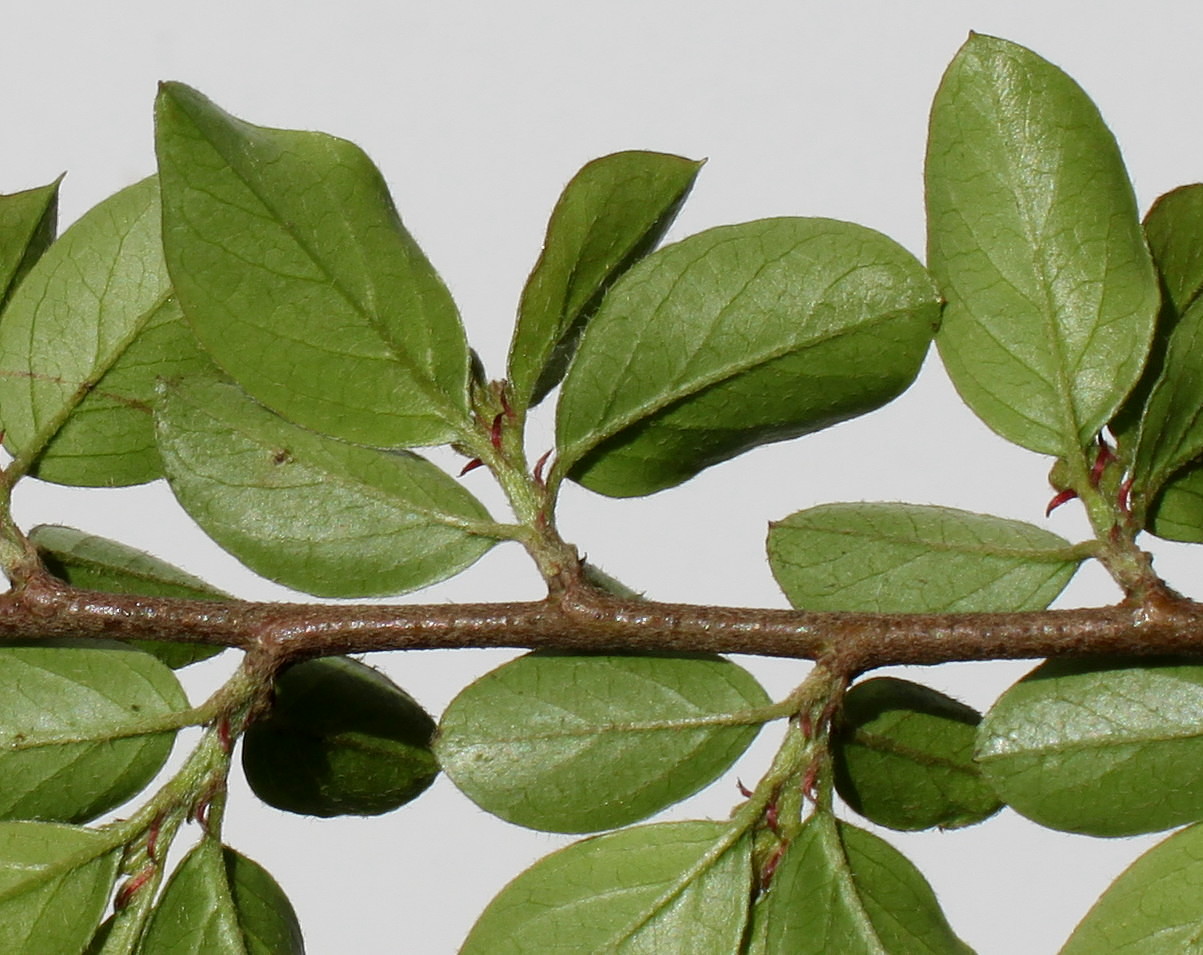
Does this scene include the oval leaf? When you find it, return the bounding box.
[155,82,470,448]
[0,178,59,308]
[508,150,702,408]
[242,656,438,817]
[977,657,1203,836]
[461,820,752,954]
[751,816,970,954]
[0,821,119,954]
[31,524,226,668]
[0,176,214,486]
[926,34,1158,456]
[436,652,770,833]
[1145,184,1203,314]
[1062,823,1203,954]
[555,216,939,497]
[768,502,1081,613]
[833,677,1000,831]
[140,840,304,954]
[156,376,499,598]
[0,640,188,823]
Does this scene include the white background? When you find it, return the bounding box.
[5,2,1203,951]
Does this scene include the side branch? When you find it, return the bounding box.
[4,570,1203,674]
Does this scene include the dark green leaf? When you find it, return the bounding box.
[0,178,59,309]
[0,821,120,953]
[750,816,971,954]
[155,81,471,449]
[0,176,214,486]
[977,657,1203,836]
[508,150,702,408]
[461,820,752,954]
[833,677,1000,831]
[436,652,770,832]
[1061,823,1203,954]
[139,840,304,954]
[1145,184,1203,314]
[30,524,226,668]
[555,217,939,497]
[156,376,500,598]
[926,34,1158,457]
[768,503,1082,613]
[242,656,438,817]
[1147,459,1203,542]
[0,640,188,823]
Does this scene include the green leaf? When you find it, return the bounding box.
[242,656,438,817]
[155,81,470,449]
[1147,459,1203,542]
[0,640,188,823]
[0,178,59,309]
[461,820,752,954]
[1145,184,1203,314]
[1061,823,1203,954]
[926,34,1158,457]
[555,217,939,497]
[0,176,214,486]
[30,524,226,668]
[139,840,304,954]
[767,502,1082,613]
[0,821,119,953]
[156,376,499,598]
[508,150,702,408]
[977,657,1203,836]
[436,652,770,833]
[751,815,971,954]
[832,678,1000,831]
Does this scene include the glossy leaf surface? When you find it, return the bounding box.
[1062,823,1203,954]
[242,656,438,817]
[926,34,1158,456]
[436,652,770,832]
[768,502,1080,612]
[750,816,970,954]
[0,821,119,954]
[155,82,470,448]
[31,524,226,668]
[833,677,1000,831]
[978,657,1203,835]
[461,820,751,954]
[556,217,939,497]
[140,840,304,954]
[0,178,58,308]
[156,376,499,597]
[508,150,702,407]
[0,640,187,823]
[0,177,212,486]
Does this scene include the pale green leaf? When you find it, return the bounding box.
[752,815,972,954]
[508,150,702,408]
[0,178,59,308]
[461,820,752,954]
[139,840,304,955]
[833,678,1000,831]
[768,503,1081,613]
[977,657,1203,836]
[242,656,438,817]
[0,640,188,823]
[31,524,226,668]
[555,217,939,497]
[155,81,470,449]
[926,34,1158,456]
[0,821,120,953]
[1061,823,1203,954]
[0,176,213,486]
[156,376,499,598]
[436,652,770,832]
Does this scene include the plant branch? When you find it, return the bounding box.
[4,566,1203,677]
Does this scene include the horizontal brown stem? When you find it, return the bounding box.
[4,570,1203,676]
